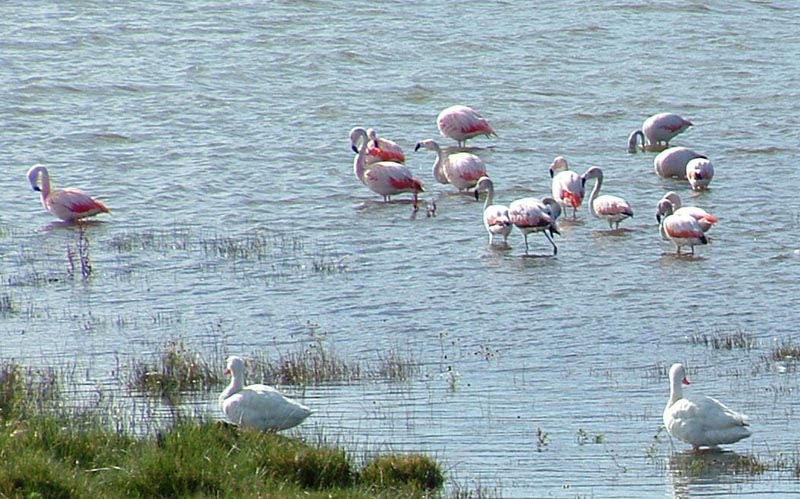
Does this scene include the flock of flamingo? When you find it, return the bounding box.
[349,106,718,256]
[24,107,748,448]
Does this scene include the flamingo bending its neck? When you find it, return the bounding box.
[660,192,717,233]
[653,147,706,179]
[656,199,707,255]
[549,156,585,219]
[582,167,633,230]
[436,105,496,147]
[508,196,561,255]
[627,113,693,153]
[26,165,109,222]
[366,128,405,164]
[220,356,312,432]
[663,363,751,451]
[349,127,424,205]
[474,176,511,245]
[686,157,714,190]
[415,139,487,193]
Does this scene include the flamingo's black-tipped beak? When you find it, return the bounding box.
[473,190,480,201]
[656,214,662,224]
[351,145,358,154]
[32,186,41,192]
[414,142,422,152]
[549,169,554,178]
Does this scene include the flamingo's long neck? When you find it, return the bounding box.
[482,185,494,212]
[353,134,368,185]
[587,170,603,218]
[429,143,449,185]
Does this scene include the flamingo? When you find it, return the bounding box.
[581,167,634,230]
[436,105,496,147]
[508,196,561,255]
[654,147,706,179]
[627,113,693,153]
[366,128,405,164]
[349,127,424,205]
[660,192,717,233]
[26,165,109,222]
[474,176,511,245]
[656,198,708,255]
[549,156,585,219]
[664,363,751,452]
[686,157,714,190]
[220,355,312,432]
[415,139,487,193]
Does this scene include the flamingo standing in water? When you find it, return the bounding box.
[436,105,496,147]
[366,128,405,164]
[686,157,714,190]
[656,198,707,255]
[220,356,312,432]
[549,156,585,219]
[349,127,424,205]
[581,167,634,230]
[414,139,487,193]
[663,363,751,452]
[26,165,109,222]
[474,176,511,245]
[508,196,561,255]
[659,191,717,233]
[653,147,706,179]
[627,113,693,153]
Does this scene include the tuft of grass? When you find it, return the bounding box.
[0,361,61,421]
[690,329,756,350]
[360,453,445,492]
[128,340,221,400]
[767,338,800,362]
[671,451,768,477]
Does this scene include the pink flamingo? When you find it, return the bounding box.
[653,147,706,179]
[366,128,405,164]
[582,167,634,230]
[549,156,585,219]
[415,139,487,193]
[656,198,708,255]
[26,165,109,222]
[436,105,496,147]
[660,192,717,233]
[349,127,424,205]
[627,113,693,153]
[686,157,714,190]
[474,176,511,245]
[508,196,561,255]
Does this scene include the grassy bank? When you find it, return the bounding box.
[0,359,451,499]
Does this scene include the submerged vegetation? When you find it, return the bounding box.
[689,328,757,350]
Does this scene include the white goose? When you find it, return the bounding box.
[474,176,511,245]
[663,363,751,451]
[219,356,312,432]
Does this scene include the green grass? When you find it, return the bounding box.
[0,360,447,499]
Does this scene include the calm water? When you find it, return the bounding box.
[2,1,800,497]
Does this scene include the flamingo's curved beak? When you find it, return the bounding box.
[414,142,422,152]
[351,145,358,154]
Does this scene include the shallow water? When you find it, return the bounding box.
[2,1,800,497]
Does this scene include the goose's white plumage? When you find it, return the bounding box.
[663,363,751,451]
[220,356,312,432]
[474,176,511,245]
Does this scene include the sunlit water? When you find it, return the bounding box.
[2,1,800,497]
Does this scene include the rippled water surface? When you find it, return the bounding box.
[2,1,800,497]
